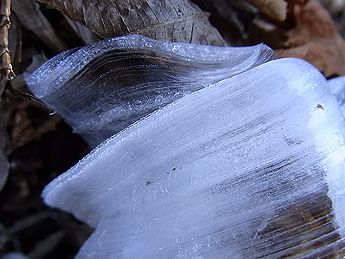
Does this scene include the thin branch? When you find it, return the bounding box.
[0,0,15,81]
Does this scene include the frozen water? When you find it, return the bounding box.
[25,35,274,146]
[1,253,28,259]
[42,58,345,258]
[328,76,345,115]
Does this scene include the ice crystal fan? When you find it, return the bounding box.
[25,35,273,146]
[26,36,345,258]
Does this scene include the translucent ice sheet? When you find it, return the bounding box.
[328,76,345,115]
[25,35,274,146]
[43,58,345,258]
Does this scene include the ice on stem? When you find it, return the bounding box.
[42,58,345,258]
[25,35,274,146]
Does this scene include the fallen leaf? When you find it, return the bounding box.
[37,0,225,45]
[9,102,61,150]
[276,0,345,76]
[191,0,262,45]
[64,15,99,44]
[249,0,288,21]
[12,0,67,52]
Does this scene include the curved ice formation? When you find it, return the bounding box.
[25,35,274,146]
[43,58,345,258]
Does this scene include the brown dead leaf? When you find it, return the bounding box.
[12,0,67,52]
[64,16,99,44]
[9,102,61,150]
[249,0,288,21]
[37,0,225,45]
[276,0,345,76]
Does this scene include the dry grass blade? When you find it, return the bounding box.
[0,0,15,82]
[12,0,67,52]
[37,0,225,45]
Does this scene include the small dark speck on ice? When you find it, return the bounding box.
[317,104,324,110]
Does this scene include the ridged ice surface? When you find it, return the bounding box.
[329,76,345,115]
[25,35,274,146]
[43,58,345,258]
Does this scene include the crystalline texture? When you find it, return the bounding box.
[328,76,345,115]
[25,35,274,146]
[43,58,345,258]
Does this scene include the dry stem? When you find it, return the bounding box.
[0,0,15,81]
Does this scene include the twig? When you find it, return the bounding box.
[0,0,15,81]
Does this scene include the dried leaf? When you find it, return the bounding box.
[64,16,99,44]
[9,103,61,150]
[37,0,225,45]
[12,0,67,52]
[249,0,288,21]
[276,0,345,76]
[191,0,258,43]
[190,0,289,45]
